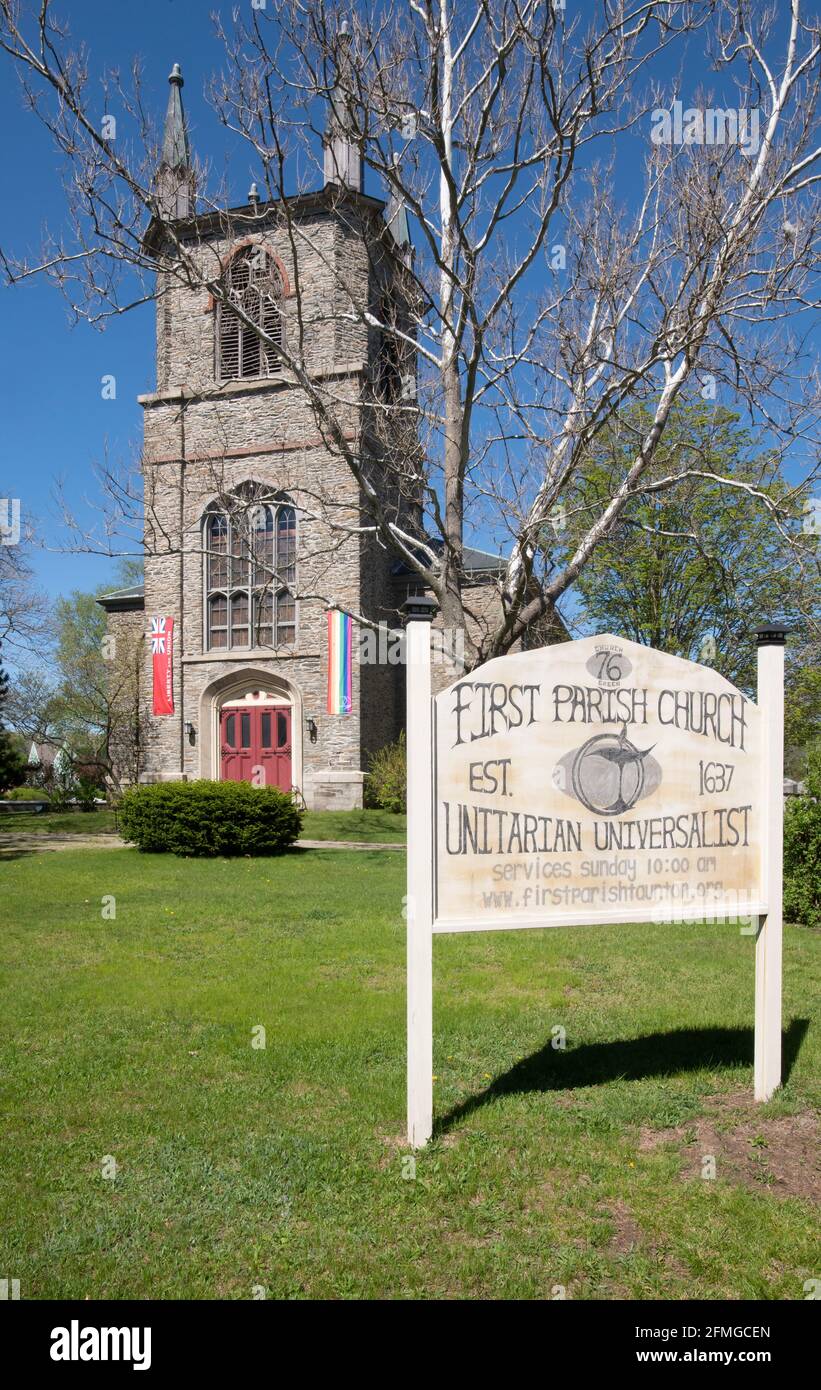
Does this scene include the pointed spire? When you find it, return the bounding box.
[323,18,362,192]
[162,64,190,167]
[157,63,195,220]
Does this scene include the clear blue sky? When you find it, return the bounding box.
[0,1,246,602]
[0,1,814,613]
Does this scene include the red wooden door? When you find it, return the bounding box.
[220,706,292,791]
[257,706,292,792]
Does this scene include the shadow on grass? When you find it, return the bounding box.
[435,1018,810,1138]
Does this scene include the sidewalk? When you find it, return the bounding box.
[0,832,405,855]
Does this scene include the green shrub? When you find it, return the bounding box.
[118,780,302,857]
[783,749,821,928]
[74,776,102,812]
[0,660,25,793]
[364,733,406,813]
[2,786,51,801]
[46,780,75,809]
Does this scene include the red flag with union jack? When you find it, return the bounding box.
[151,616,175,715]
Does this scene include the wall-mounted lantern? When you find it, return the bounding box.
[305,716,318,744]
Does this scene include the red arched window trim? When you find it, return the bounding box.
[205,239,293,313]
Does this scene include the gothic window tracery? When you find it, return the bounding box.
[204,488,296,650]
[218,246,284,380]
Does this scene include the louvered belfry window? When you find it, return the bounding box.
[205,489,297,650]
[218,247,284,380]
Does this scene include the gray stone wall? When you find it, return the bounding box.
[137,199,399,809]
[156,207,352,393]
[114,194,564,808]
[101,604,146,788]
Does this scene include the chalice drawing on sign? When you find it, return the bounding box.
[570,722,658,815]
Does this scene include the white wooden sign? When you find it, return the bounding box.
[406,628,784,1148]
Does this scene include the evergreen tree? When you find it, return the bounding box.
[0,654,25,793]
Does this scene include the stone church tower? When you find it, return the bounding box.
[99,57,554,807]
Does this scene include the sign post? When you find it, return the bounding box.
[754,622,787,1102]
[405,626,785,1148]
[404,598,436,1148]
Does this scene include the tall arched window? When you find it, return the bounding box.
[218,246,284,380]
[205,490,297,650]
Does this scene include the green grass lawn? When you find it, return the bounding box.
[299,808,405,841]
[0,809,118,835]
[0,807,406,842]
[0,844,817,1299]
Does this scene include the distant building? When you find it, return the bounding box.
[783,778,806,796]
[27,742,71,777]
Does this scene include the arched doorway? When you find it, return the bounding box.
[199,670,303,797]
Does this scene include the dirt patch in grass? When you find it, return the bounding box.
[607,1198,643,1254]
[639,1090,820,1201]
[375,1129,461,1169]
[595,1200,692,1298]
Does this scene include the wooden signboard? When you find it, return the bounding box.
[405,627,785,1148]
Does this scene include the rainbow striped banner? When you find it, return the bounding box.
[327,609,353,715]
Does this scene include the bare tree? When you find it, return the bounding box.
[1,0,819,667]
[0,495,48,654]
[4,591,146,793]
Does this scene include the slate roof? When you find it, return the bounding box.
[27,741,71,768]
[390,540,508,579]
[95,584,146,612]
